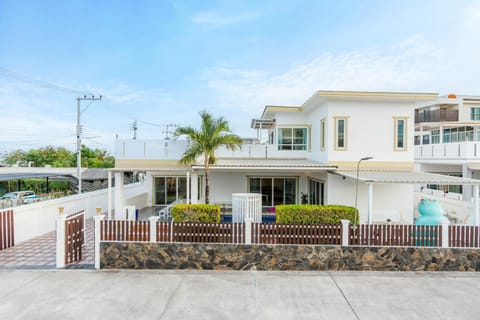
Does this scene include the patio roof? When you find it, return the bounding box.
[192,159,336,171]
[331,170,480,185]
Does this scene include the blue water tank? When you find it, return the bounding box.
[416,199,449,225]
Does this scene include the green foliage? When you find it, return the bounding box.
[275,204,358,225]
[171,204,221,223]
[4,145,114,168]
[174,111,242,204]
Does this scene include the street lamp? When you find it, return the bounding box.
[353,156,373,226]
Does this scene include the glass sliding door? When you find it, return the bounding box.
[308,179,324,205]
[248,177,297,207]
[154,176,188,206]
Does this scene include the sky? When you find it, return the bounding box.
[1,0,480,155]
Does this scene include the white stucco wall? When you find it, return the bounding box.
[208,172,247,204]
[326,173,414,223]
[324,99,415,163]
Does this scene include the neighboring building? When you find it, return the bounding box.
[415,94,480,222]
[111,90,480,224]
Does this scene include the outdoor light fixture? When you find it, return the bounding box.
[353,156,373,227]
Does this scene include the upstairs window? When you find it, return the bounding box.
[320,118,326,150]
[277,127,308,150]
[394,117,408,151]
[334,117,348,150]
[471,107,480,120]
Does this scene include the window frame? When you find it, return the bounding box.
[334,117,348,151]
[320,118,326,151]
[393,117,408,151]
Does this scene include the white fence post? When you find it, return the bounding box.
[94,214,105,269]
[442,220,450,248]
[341,219,350,247]
[245,218,252,245]
[149,216,158,243]
[56,212,67,268]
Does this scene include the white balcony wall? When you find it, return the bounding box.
[216,144,308,159]
[415,142,480,160]
[115,140,189,160]
[116,140,308,160]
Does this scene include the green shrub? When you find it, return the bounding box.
[171,204,221,223]
[276,204,358,225]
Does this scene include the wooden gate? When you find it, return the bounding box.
[65,211,85,265]
[0,209,14,251]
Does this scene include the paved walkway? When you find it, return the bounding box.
[0,270,479,320]
[0,218,94,269]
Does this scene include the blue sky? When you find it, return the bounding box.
[1,0,480,154]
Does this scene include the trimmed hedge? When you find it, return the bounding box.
[276,204,358,225]
[171,204,221,223]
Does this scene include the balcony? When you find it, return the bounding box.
[115,140,308,160]
[415,142,480,160]
[415,109,458,123]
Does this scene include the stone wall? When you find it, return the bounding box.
[100,242,480,271]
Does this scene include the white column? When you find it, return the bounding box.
[56,213,67,268]
[186,171,190,204]
[341,219,350,246]
[245,218,252,245]
[114,172,124,220]
[93,214,105,270]
[441,220,450,248]
[473,185,479,226]
[367,184,373,224]
[439,125,444,144]
[149,216,159,243]
[107,171,112,220]
[462,164,472,202]
[191,172,198,204]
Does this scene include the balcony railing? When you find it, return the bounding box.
[115,140,308,160]
[415,141,480,160]
[415,109,459,123]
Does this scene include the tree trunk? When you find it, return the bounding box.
[205,166,210,204]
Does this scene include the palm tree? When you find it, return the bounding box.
[174,111,243,204]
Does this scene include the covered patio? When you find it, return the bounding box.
[332,170,480,225]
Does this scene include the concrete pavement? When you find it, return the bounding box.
[0,270,479,320]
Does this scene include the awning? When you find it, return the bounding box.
[192,159,336,171]
[331,170,480,185]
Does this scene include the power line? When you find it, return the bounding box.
[0,67,95,96]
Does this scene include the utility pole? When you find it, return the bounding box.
[77,95,102,194]
[163,123,179,140]
[131,120,138,140]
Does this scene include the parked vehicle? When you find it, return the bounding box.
[0,191,37,203]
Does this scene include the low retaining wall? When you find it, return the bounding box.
[101,242,480,271]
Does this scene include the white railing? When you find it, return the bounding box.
[115,139,308,160]
[415,142,480,160]
[232,193,262,223]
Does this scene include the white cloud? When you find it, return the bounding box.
[204,43,445,115]
[191,10,261,28]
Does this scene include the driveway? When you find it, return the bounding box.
[0,270,479,320]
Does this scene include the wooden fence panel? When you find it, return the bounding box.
[449,225,480,248]
[251,224,342,245]
[172,222,236,243]
[157,222,172,242]
[100,220,150,242]
[0,209,14,251]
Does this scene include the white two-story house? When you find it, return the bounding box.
[111,90,480,224]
